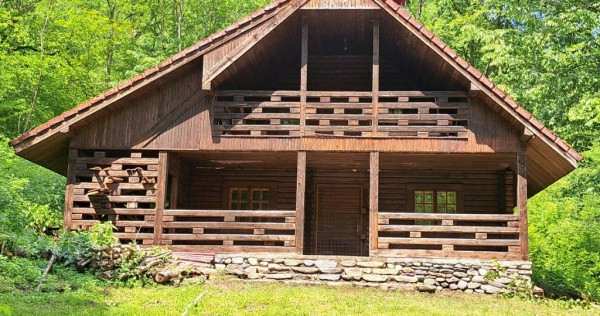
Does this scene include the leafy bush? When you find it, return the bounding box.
[529,145,600,302]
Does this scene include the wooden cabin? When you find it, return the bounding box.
[10,0,582,262]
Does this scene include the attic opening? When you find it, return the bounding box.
[213,9,470,92]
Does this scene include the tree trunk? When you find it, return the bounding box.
[23,1,53,133]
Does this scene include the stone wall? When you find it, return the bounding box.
[214,255,532,295]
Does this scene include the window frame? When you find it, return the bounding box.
[407,184,464,222]
[222,181,277,210]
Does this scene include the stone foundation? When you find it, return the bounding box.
[213,254,532,294]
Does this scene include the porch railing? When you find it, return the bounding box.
[160,209,297,252]
[213,90,469,138]
[376,213,521,260]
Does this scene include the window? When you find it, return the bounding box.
[414,190,458,225]
[229,187,269,210]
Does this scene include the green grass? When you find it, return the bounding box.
[1,278,598,316]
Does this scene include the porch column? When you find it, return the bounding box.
[369,151,379,255]
[64,148,78,229]
[295,151,307,254]
[153,151,169,245]
[517,153,529,260]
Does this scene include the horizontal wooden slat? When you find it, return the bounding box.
[378,237,519,246]
[164,209,296,217]
[373,249,522,260]
[74,183,156,190]
[378,91,468,97]
[163,233,294,241]
[75,170,159,177]
[76,157,158,165]
[379,213,518,221]
[163,221,295,230]
[73,195,156,203]
[72,208,155,215]
[378,225,519,233]
[215,90,301,97]
[71,220,154,227]
[113,233,155,239]
[169,245,296,253]
[213,125,300,131]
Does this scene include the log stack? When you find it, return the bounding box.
[88,243,215,283]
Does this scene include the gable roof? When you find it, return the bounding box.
[9,0,582,187]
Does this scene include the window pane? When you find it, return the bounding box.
[424,192,434,204]
[447,192,456,204]
[241,190,248,200]
[262,190,269,201]
[240,203,247,209]
[438,192,446,204]
[252,203,260,210]
[231,203,239,210]
[415,191,423,204]
[424,205,434,213]
[252,190,260,201]
[232,189,238,200]
[447,205,456,213]
[415,205,423,213]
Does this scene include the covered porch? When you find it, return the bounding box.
[66,149,529,261]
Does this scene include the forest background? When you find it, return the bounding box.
[0,0,598,301]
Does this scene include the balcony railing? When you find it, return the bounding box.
[160,209,297,252]
[213,90,469,138]
[376,213,521,260]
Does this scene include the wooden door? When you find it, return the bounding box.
[316,185,365,256]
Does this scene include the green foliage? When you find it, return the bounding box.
[529,145,600,302]
[54,222,118,267]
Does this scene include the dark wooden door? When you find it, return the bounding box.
[316,185,364,256]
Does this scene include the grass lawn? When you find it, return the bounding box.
[0,277,598,316]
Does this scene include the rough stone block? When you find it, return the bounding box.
[372,268,400,275]
[292,267,319,274]
[467,282,481,289]
[232,257,244,264]
[248,258,258,266]
[265,273,293,280]
[319,274,341,281]
[314,260,337,269]
[319,268,344,274]
[357,261,386,268]
[416,285,437,293]
[340,260,356,267]
[284,259,303,267]
[363,274,388,283]
[457,280,468,290]
[395,276,418,283]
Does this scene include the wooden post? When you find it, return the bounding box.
[300,17,308,136]
[153,151,169,245]
[369,151,379,255]
[64,149,78,229]
[517,153,529,260]
[295,151,307,254]
[372,20,380,135]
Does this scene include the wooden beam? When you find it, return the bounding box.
[202,0,307,90]
[369,151,379,254]
[300,17,308,136]
[517,153,529,260]
[295,151,307,254]
[521,127,535,144]
[372,20,380,135]
[469,82,482,97]
[153,152,169,245]
[64,148,78,229]
[133,92,206,149]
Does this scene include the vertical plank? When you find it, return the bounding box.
[369,151,379,255]
[64,148,78,229]
[300,17,308,136]
[153,151,169,245]
[295,151,307,254]
[372,20,380,135]
[517,153,529,260]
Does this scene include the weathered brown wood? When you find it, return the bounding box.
[202,0,308,90]
[517,153,529,260]
[300,18,308,136]
[64,149,78,228]
[373,249,522,260]
[372,20,379,135]
[153,152,168,245]
[378,225,519,233]
[379,213,518,221]
[369,151,379,254]
[295,151,306,254]
[378,237,519,247]
[164,209,296,217]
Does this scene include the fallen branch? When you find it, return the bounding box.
[35,254,56,292]
[182,291,207,316]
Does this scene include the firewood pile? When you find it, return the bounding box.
[89,244,215,283]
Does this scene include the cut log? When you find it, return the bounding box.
[89,166,102,172]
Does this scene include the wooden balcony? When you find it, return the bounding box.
[213,90,469,138]
[375,213,522,260]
